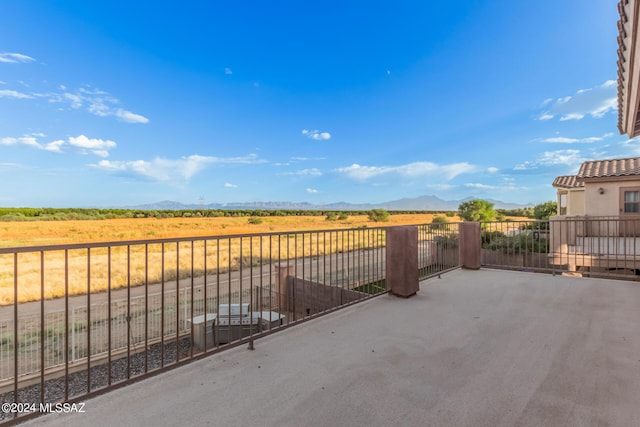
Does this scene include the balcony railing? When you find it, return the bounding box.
[0,222,459,425]
[481,216,640,280]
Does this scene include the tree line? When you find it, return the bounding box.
[458,200,557,222]
[0,207,455,222]
[0,201,557,223]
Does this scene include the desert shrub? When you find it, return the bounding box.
[481,230,506,246]
[483,234,549,254]
[338,212,349,220]
[325,212,338,221]
[367,209,389,222]
[445,211,456,218]
[435,234,459,248]
[431,216,448,230]
[247,216,263,225]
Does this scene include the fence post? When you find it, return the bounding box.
[386,226,419,297]
[275,264,293,312]
[459,222,481,269]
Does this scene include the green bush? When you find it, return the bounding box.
[483,234,549,254]
[247,217,263,225]
[431,216,448,230]
[367,209,389,222]
[481,230,506,246]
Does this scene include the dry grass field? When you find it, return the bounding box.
[0,213,455,248]
[0,213,459,305]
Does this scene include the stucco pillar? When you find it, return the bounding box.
[386,226,419,297]
[459,222,481,269]
[275,264,293,312]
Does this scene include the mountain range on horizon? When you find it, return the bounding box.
[126,195,533,212]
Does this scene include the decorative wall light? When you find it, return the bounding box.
[598,187,605,195]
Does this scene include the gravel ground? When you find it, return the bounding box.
[0,338,193,421]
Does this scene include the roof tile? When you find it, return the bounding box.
[552,175,584,189]
[577,157,640,179]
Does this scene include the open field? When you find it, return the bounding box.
[0,214,457,305]
[0,213,457,248]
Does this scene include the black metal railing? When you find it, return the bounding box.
[481,216,640,280]
[0,222,460,425]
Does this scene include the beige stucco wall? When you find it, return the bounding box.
[567,190,585,216]
[556,189,585,216]
[584,182,621,216]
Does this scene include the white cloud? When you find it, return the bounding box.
[559,113,585,121]
[69,135,117,156]
[43,140,64,153]
[464,182,525,191]
[306,188,318,193]
[225,67,233,75]
[0,52,35,64]
[538,132,613,144]
[335,161,476,181]
[0,89,33,99]
[115,108,149,124]
[537,80,617,122]
[279,168,322,176]
[590,98,617,118]
[224,182,238,188]
[514,149,585,171]
[464,183,496,190]
[487,167,499,173]
[1,133,119,156]
[34,86,150,124]
[0,85,149,123]
[92,154,265,182]
[0,135,63,153]
[302,129,331,141]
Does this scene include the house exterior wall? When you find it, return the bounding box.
[555,189,585,216]
[582,180,640,216]
[583,182,621,216]
[568,190,585,215]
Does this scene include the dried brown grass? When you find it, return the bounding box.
[0,214,457,305]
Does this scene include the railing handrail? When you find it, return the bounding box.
[0,224,393,254]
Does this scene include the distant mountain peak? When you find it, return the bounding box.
[128,195,530,211]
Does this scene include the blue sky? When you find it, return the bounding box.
[0,0,629,207]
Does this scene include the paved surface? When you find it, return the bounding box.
[21,269,640,427]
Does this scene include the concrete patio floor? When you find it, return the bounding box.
[21,268,640,427]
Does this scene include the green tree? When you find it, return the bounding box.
[533,201,557,220]
[325,212,338,221]
[367,209,390,222]
[457,199,497,222]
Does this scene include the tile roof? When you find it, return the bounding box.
[552,175,584,189]
[577,157,640,179]
[617,0,629,134]
[617,0,640,137]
